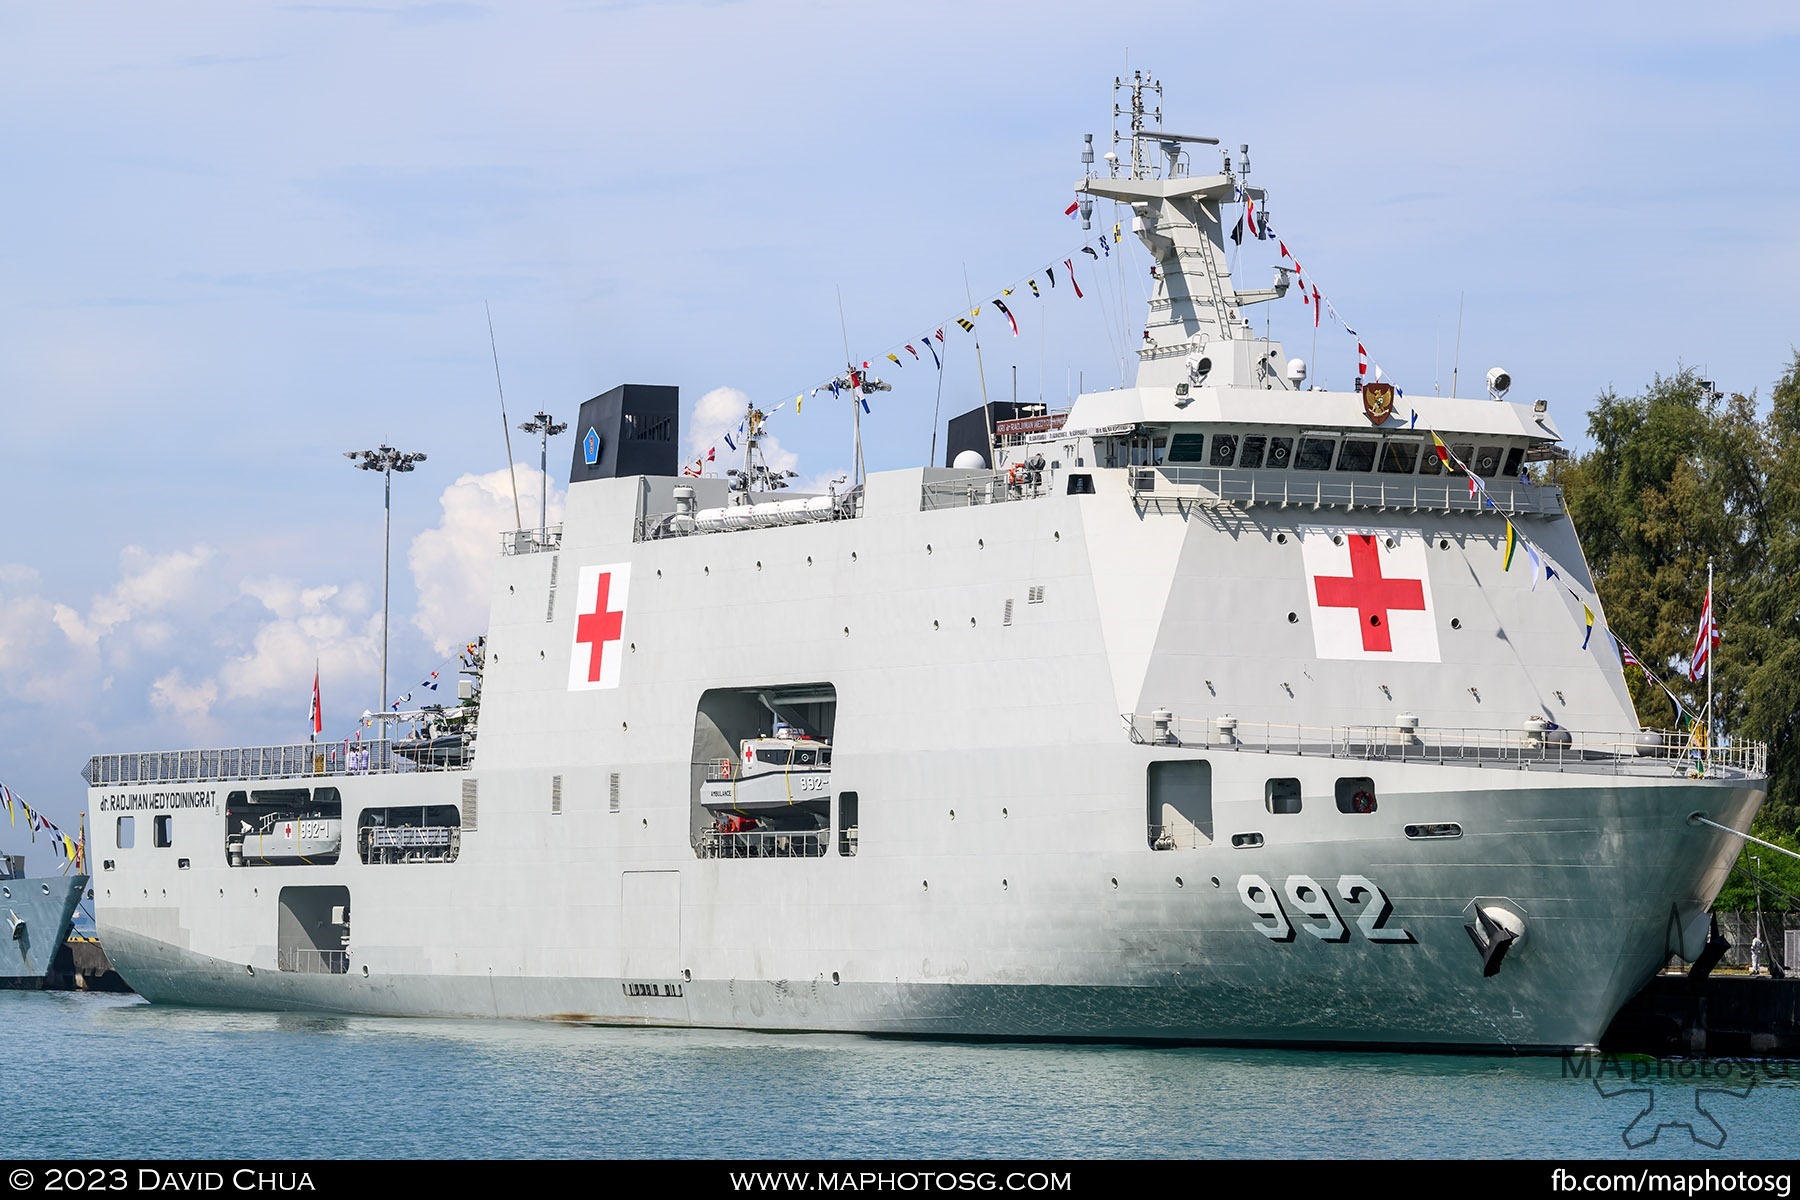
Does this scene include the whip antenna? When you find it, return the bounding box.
[486,301,524,529]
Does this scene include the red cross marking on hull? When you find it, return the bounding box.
[575,572,626,683]
[1313,534,1426,652]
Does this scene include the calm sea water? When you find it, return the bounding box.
[6,990,1796,1161]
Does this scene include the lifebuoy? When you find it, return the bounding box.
[1007,463,1024,485]
[1351,790,1376,814]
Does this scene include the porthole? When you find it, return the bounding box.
[1110,877,1119,890]
[1002,807,1008,818]
[922,880,929,891]
[933,620,940,630]
[1287,612,1299,624]
[1210,876,1221,889]
[978,539,985,549]
[362,965,370,978]
[1450,618,1462,630]
[1276,533,1288,544]
[1002,879,1009,890]
[831,972,840,986]
[949,809,956,820]
[538,650,545,660]
[704,566,710,576]
[806,556,813,566]
[926,544,933,555]
[1439,538,1450,550]
[683,968,692,982]
[622,721,629,731]
[969,617,977,627]
[1332,534,1344,545]
[1175,877,1185,889]
[1385,537,1396,549]
[851,551,858,562]
[843,626,851,637]
[656,568,663,578]
[756,560,763,571]
[630,642,636,652]
[1053,531,1060,541]
[508,584,515,594]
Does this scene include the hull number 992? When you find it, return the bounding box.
[1237,874,1416,944]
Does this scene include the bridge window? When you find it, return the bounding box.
[1379,442,1421,474]
[1335,439,1378,472]
[116,816,135,850]
[753,747,793,766]
[1238,435,1268,468]
[1419,445,1444,475]
[1265,437,1293,469]
[1296,437,1336,471]
[1166,433,1206,463]
[1503,446,1525,477]
[153,815,173,848]
[1474,445,1504,477]
[1209,434,1238,467]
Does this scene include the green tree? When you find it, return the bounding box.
[1553,355,1800,849]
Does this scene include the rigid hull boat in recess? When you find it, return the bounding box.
[85,77,1765,1050]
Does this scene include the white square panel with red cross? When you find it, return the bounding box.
[1299,529,1441,663]
[568,563,631,690]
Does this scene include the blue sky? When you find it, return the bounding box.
[2,1,1797,867]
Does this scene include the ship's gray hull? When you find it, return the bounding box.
[0,874,86,987]
[97,766,1759,1051]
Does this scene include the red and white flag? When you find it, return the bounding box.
[1312,285,1322,328]
[1358,342,1368,377]
[309,665,323,741]
[1688,585,1720,681]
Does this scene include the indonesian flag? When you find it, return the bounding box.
[1688,585,1720,681]
[1358,343,1368,377]
[1064,199,1079,217]
[309,665,322,741]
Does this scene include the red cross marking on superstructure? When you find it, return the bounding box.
[1313,534,1426,653]
[575,572,626,683]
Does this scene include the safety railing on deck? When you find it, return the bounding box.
[277,948,349,975]
[694,827,827,860]
[920,472,1049,510]
[499,525,563,555]
[1123,712,1767,779]
[1129,467,1565,516]
[84,741,464,786]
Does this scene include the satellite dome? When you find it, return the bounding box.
[952,449,988,470]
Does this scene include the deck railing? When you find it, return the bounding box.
[84,740,464,786]
[1124,712,1767,779]
[920,472,1048,510]
[499,524,563,555]
[1130,467,1565,515]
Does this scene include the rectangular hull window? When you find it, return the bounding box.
[1148,760,1213,850]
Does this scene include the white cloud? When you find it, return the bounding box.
[409,465,562,654]
[687,385,800,479]
[50,545,213,652]
[149,669,218,723]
